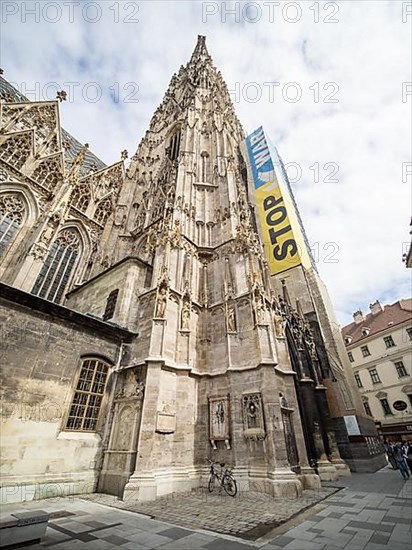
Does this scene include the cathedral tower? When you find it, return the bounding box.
[68,36,326,499]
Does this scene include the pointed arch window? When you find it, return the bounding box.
[32,228,81,303]
[0,133,32,169]
[0,193,26,258]
[201,151,210,182]
[168,128,181,161]
[94,199,111,225]
[71,183,91,213]
[32,156,62,190]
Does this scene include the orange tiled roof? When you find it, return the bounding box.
[341,299,412,346]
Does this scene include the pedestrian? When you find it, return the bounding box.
[406,441,412,473]
[384,440,397,470]
[393,442,410,480]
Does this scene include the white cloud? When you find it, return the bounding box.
[2,0,411,326]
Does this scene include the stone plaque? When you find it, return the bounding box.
[156,412,176,434]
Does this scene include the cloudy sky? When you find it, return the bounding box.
[2,0,411,325]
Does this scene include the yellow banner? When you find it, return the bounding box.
[245,126,313,275]
[255,181,302,274]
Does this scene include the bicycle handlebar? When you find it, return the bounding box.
[207,459,228,468]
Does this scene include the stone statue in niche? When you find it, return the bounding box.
[279,393,290,409]
[255,296,265,324]
[274,311,284,337]
[155,285,168,318]
[39,224,54,245]
[226,302,236,332]
[181,299,190,330]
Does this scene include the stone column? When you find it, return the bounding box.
[123,361,162,502]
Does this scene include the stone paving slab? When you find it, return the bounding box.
[1,467,411,549]
[81,486,337,540]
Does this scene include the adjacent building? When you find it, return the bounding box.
[342,300,412,441]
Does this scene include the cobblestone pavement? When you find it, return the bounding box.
[81,485,336,539]
[1,466,411,549]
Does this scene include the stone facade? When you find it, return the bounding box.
[0,36,386,505]
[0,284,133,503]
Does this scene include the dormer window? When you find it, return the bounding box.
[345,336,352,345]
[361,327,370,337]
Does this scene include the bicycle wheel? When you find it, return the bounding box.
[208,473,215,492]
[222,474,237,496]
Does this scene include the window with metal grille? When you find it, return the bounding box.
[361,345,371,357]
[354,374,363,388]
[395,361,408,378]
[363,401,372,416]
[65,359,109,431]
[31,229,80,303]
[383,335,395,348]
[369,368,381,384]
[103,289,119,321]
[0,193,25,257]
[348,352,354,363]
[379,398,392,416]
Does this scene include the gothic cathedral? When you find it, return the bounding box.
[0,36,385,504]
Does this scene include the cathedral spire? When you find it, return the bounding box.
[141,35,243,147]
[188,35,211,64]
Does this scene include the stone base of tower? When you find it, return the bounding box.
[317,461,339,481]
[330,459,352,476]
[122,466,321,502]
[232,467,303,498]
[298,467,322,489]
[123,467,201,502]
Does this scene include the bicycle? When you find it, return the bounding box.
[207,458,237,497]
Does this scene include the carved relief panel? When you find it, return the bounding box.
[209,395,231,449]
[242,392,265,440]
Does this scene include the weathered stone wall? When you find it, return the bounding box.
[0,290,129,504]
[194,366,311,490]
[66,258,149,331]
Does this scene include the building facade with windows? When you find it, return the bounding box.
[1,36,385,505]
[342,299,412,441]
